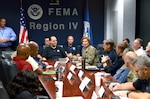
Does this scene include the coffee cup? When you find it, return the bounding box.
[55,81,63,98]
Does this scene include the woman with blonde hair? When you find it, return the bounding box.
[81,36,99,66]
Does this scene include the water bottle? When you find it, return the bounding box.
[57,66,63,81]
[82,58,86,70]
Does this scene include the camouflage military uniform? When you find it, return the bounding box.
[128,70,138,82]
[82,45,99,66]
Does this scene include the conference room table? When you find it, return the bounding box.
[38,60,117,99]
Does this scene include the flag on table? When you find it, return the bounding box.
[19,8,29,43]
[83,0,93,45]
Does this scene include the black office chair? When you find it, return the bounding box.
[1,51,14,60]
[97,44,105,61]
[0,51,18,88]
[0,84,10,99]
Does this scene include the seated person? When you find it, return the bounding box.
[63,35,80,60]
[113,64,130,83]
[42,36,67,60]
[113,48,134,83]
[80,36,99,66]
[123,38,130,48]
[7,70,40,99]
[146,41,150,57]
[37,37,50,60]
[124,51,138,82]
[101,42,127,76]
[13,43,33,71]
[102,39,117,63]
[109,56,150,99]
[27,41,43,74]
[132,38,147,56]
[97,39,117,68]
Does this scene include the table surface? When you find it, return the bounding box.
[38,60,117,99]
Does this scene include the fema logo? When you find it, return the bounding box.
[27,4,43,20]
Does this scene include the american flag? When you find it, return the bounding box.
[19,8,29,43]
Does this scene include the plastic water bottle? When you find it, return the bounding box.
[82,58,86,70]
[57,66,63,81]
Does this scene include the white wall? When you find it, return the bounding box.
[123,0,136,45]
[104,0,136,45]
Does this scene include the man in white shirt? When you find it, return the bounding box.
[132,38,146,56]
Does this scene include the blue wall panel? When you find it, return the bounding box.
[0,0,104,47]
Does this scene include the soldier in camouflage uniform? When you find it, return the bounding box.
[81,36,99,66]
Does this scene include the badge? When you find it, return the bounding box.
[57,49,60,52]
[72,47,76,50]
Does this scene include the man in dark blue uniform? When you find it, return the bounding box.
[63,36,80,60]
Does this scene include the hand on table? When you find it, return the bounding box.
[115,91,128,97]
[109,82,120,91]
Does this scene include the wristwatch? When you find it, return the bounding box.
[126,91,132,98]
